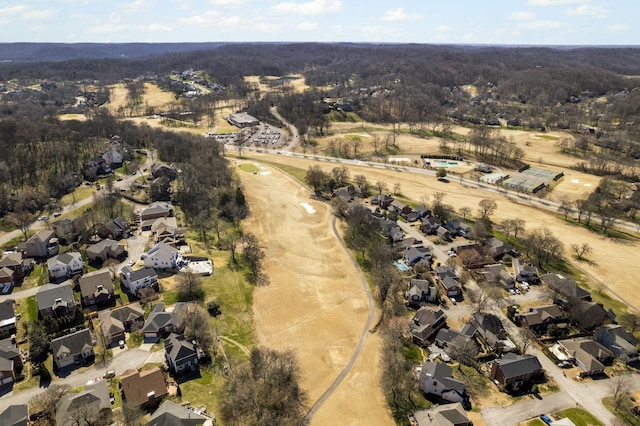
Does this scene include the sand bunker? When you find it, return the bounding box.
[300,202,316,214]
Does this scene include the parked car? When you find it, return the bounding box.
[539,415,552,425]
[103,370,116,379]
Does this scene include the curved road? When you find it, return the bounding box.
[303,217,376,425]
[270,105,300,152]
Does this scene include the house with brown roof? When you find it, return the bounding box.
[98,302,144,348]
[50,328,94,369]
[140,201,174,222]
[518,305,565,335]
[0,252,26,285]
[119,366,168,408]
[556,337,614,376]
[79,270,114,308]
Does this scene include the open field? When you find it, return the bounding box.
[243,152,640,313]
[245,74,310,94]
[237,161,394,425]
[104,82,176,115]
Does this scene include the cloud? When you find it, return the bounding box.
[566,5,608,17]
[179,11,221,25]
[21,10,55,20]
[519,20,564,29]
[436,25,451,33]
[120,0,150,11]
[510,11,536,20]
[0,5,26,15]
[272,0,341,16]
[210,0,251,4]
[381,8,421,22]
[606,24,629,32]
[90,23,173,34]
[296,22,317,31]
[527,0,586,5]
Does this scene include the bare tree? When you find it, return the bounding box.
[354,174,369,196]
[519,329,535,353]
[375,180,388,194]
[242,233,265,282]
[176,271,203,302]
[618,312,640,334]
[512,218,526,240]
[393,182,401,195]
[558,196,573,220]
[30,384,70,421]
[459,206,471,220]
[7,210,35,240]
[610,376,631,412]
[448,335,479,369]
[571,243,592,260]
[177,303,215,355]
[478,199,498,221]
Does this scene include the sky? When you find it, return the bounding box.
[0,0,636,46]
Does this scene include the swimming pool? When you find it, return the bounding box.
[433,160,460,167]
[394,260,409,271]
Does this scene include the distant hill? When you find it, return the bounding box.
[0,42,229,62]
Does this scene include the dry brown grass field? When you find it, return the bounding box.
[237,161,394,425]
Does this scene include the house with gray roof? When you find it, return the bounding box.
[479,264,515,290]
[143,242,182,270]
[435,325,478,358]
[409,307,447,347]
[47,252,83,280]
[120,265,158,295]
[406,279,438,307]
[17,230,59,259]
[412,403,471,426]
[36,282,78,318]
[55,380,111,425]
[404,245,432,267]
[434,265,462,298]
[99,302,145,347]
[0,404,28,426]
[490,352,544,391]
[541,273,591,301]
[419,361,468,404]
[79,270,114,307]
[0,337,23,383]
[140,201,174,222]
[142,303,186,341]
[512,258,539,284]
[86,239,125,263]
[164,333,199,374]
[518,305,565,335]
[50,328,94,369]
[594,324,639,364]
[149,400,213,426]
[470,312,515,353]
[0,299,17,338]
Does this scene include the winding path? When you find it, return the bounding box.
[303,216,376,425]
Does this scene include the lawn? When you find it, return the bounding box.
[237,163,260,173]
[15,295,39,325]
[60,185,96,207]
[602,396,640,425]
[21,264,47,290]
[168,365,225,416]
[554,408,605,426]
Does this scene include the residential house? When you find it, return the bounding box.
[82,157,108,181]
[152,219,179,246]
[513,259,539,284]
[454,244,493,269]
[149,400,212,426]
[0,252,26,285]
[414,205,431,219]
[120,266,158,295]
[79,270,114,307]
[434,266,462,298]
[420,216,442,235]
[119,366,168,408]
[594,324,639,363]
[390,200,412,215]
[332,185,356,202]
[418,361,468,404]
[412,403,471,426]
[102,137,124,166]
[0,405,28,426]
[404,211,420,223]
[98,216,132,240]
[0,299,17,338]
[0,267,13,288]
[55,380,111,425]
[99,302,144,347]
[17,230,59,258]
[47,252,83,280]
[470,312,515,353]
[143,242,182,270]
[140,201,174,222]
[479,264,515,290]
[0,337,22,385]
[404,246,432,267]
[36,282,77,318]
[142,303,186,341]
[379,218,404,243]
[490,352,544,391]
[485,237,514,259]
[445,219,471,238]
[86,239,125,263]
[409,307,447,347]
[50,328,94,369]
[164,333,199,374]
[151,163,178,180]
[541,273,591,301]
[52,218,80,244]
[435,325,479,358]
[436,226,451,241]
[369,194,394,209]
[518,305,565,335]
[557,337,614,376]
[407,279,438,307]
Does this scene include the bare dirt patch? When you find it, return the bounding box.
[237,161,394,425]
[245,152,640,312]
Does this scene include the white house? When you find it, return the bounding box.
[418,361,467,404]
[46,252,83,280]
[120,266,158,295]
[142,243,182,270]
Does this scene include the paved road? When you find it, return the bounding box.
[0,348,153,407]
[270,106,300,152]
[303,215,376,425]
